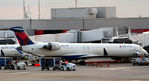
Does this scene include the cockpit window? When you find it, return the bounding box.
[140,46,144,50]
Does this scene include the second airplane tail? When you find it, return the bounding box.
[10,26,34,46]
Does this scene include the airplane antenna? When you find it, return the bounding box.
[75,0,78,8]
[23,0,26,19]
[27,4,31,19]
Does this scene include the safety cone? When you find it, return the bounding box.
[99,64,103,67]
[107,63,109,67]
[96,63,98,67]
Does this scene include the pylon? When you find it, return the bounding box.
[99,64,103,67]
[107,63,109,67]
[96,63,98,67]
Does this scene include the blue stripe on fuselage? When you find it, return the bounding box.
[15,48,24,55]
[61,55,85,59]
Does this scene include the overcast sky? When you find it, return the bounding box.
[0,0,149,19]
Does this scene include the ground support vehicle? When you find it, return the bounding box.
[133,57,149,66]
[40,57,61,70]
[15,61,26,70]
[0,57,14,70]
[60,63,77,71]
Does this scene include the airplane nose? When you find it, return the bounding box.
[143,49,148,56]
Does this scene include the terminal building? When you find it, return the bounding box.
[0,7,149,46]
[0,7,148,34]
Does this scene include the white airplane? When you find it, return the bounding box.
[10,26,148,61]
[0,44,23,57]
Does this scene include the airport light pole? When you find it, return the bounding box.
[75,0,77,8]
[38,0,40,19]
[23,0,26,19]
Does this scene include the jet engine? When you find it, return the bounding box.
[43,42,61,50]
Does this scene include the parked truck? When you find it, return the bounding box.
[40,57,61,70]
[40,57,77,71]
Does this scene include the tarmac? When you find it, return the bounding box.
[0,63,149,81]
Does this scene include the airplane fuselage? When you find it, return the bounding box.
[10,26,149,60]
[21,43,147,58]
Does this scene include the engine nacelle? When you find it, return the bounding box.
[43,42,61,50]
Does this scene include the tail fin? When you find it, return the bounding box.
[10,26,34,46]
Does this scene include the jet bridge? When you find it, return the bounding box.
[30,27,113,43]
